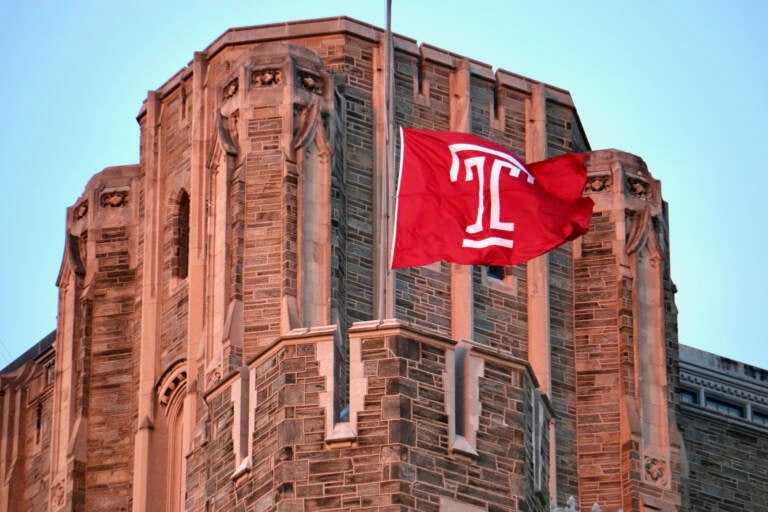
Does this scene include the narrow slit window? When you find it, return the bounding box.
[417,52,426,96]
[454,346,467,437]
[35,403,43,444]
[174,190,190,279]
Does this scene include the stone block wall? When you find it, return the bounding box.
[23,389,54,510]
[680,413,768,510]
[183,322,544,512]
[677,346,768,511]
[87,224,137,511]
[573,208,624,509]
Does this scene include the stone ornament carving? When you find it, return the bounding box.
[626,206,664,262]
[223,77,238,100]
[251,68,282,87]
[206,109,239,167]
[52,480,65,507]
[298,70,323,94]
[292,98,331,156]
[627,176,652,200]
[585,174,612,193]
[74,200,88,220]
[644,456,668,486]
[206,367,222,387]
[100,189,128,208]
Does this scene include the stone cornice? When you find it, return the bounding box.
[136,16,575,120]
[679,370,768,407]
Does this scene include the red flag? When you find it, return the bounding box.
[391,128,594,269]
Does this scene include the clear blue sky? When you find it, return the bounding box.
[1,1,766,368]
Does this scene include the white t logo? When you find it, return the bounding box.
[448,143,534,249]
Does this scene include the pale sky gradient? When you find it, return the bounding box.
[1,1,766,368]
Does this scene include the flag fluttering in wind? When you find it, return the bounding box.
[391,128,594,269]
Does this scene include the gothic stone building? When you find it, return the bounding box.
[2,16,767,512]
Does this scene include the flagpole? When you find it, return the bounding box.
[380,0,395,320]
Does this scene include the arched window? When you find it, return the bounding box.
[157,363,187,511]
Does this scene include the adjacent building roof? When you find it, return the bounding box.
[1,330,55,373]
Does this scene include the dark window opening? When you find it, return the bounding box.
[705,395,744,418]
[493,80,501,120]
[455,346,468,437]
[679,388,698,405]
[416,52,426,95]
[487,266,505,280]
[174,191,190,279]
[35,403,43,443]
[752,409,768,426]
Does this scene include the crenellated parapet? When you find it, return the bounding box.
[190,319,550,511]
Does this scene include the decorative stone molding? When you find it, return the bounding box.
[626,206,664,261]
[584,173,612,193]
[100,189,128,208]
[644,456,669,486]
[65,233,85,276]
[205,109,239,173]
[680,372,768,406]
[223,77,238,100]
[51,480,65,508]
[74,200,88,220]
[292,98,330,154]
[157,363,187,408]
[627,176,652,200]
[216,110,239,156]
[205,367,222,388]
[298,70,323,94]
[251,68,282,87]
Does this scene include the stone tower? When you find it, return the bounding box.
[576,151,682,511]
[0,17,689,512]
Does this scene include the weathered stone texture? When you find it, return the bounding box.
[473,265,528,360]
[335,37,377,325]
[548,244,580,499]
[679,414,768,511]
[573,209,625,510]
[87,225,137,511]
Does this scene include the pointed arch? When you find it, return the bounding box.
[156,360,188,512]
